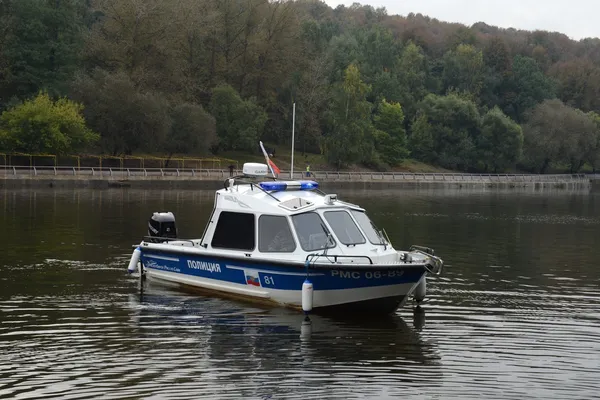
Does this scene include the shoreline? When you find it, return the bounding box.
[1,175,595,191]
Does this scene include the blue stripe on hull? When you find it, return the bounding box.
[141,251,425,291]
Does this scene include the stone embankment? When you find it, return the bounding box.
[0,166,594,191]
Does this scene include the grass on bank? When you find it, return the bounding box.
[6,145,595,174]
[218,144,451,173]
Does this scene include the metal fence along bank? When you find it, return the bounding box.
[0,165,594,187]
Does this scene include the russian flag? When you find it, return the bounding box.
[260,141,280,177]
[268,159,281,175]
[246,275,261,286]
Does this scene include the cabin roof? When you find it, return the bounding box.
[215,181,362,215]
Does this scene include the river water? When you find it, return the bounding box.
[1,188,599,399]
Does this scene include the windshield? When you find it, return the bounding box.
[292,212,336,251]
[324,211,365,245]
[350,210,385,245]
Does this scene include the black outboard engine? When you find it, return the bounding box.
[148,212,177,243]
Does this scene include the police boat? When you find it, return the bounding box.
[127,162,444,314]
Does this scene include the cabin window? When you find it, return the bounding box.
[292,212,336,252]
[351,210,385,245]
[258,215,296,253]
[324,211,366,246]
[211,211,255,250]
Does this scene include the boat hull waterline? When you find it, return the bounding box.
[140,251,427,313]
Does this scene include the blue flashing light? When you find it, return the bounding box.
[299,180,319,190]
[259,182,288,191]
[259,180,319,192]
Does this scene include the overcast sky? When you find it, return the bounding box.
[324,0,598,40]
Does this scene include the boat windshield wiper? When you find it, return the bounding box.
[319,222,335,249]
[370,222,388,248]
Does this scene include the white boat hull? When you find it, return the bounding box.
[141,251,425,313]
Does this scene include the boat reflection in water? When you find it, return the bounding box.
[126,280,443,397]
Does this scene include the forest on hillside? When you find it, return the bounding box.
[1,0,600,172]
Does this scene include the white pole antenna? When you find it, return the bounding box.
[291,102,296,179]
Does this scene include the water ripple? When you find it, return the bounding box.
[1,189,600,399]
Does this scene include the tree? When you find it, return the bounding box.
[85,0,180,93]
[562,108,598,173]
[442,44,484,98]
[447,26,477,49]
[586,112,600,172]
[354,25,399,81]
[70,69,170,155]
[408,113,435,163]
[413,93,480,170]
[549,59,600,112]
[478,107,523,172]
[503,55,556,122]
[523,99,596,173]
[301,19,339,55]
[251,0,302,101]
[5,0,600,173]
[394,41,428,123]
[483,37,511,74]
[327,33,361,82]
[323,64,373,168]
[295,56,331,154]
[480,37,512,110]
[372,99,409,166]
[166,103,217,157]
[209,84,267,152]
[0,92,98,154]
[0,0,86,108]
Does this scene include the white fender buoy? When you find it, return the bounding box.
[127,247,141,274]
[414,275,427,302]
[302,279,313,313]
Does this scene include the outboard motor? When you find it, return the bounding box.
[148,212,177,243]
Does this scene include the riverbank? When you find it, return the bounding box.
[1,173,593,191]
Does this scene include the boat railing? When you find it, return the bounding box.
[410,245,436,256]
[141,237,197,246]
[223,175,282,202]
[306,254,374,265]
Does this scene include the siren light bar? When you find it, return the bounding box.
[259,180,319,192]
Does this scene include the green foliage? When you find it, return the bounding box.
[586,112,600,172]
[448,26,478,49]
[295,57,331,154]
[0,92,98,154]
[0,0,86,108]
[3,0,600,172]
[478,107,523,172]
[442,44,484,98]
[409,114,436,163]
[372,100,409,166]
[355,26,400,80]
[549,59,600,113]
[167,103,217,156]
[324,64,373,168]
[70,70,170,155]
[209,84,267,152]
[373,100,405,139]
[327,33,361,82]
[414,93,480,171]
[523,99,597,173]
[394,41,428,122]
[483,37,511,73]
[504,56,556,122]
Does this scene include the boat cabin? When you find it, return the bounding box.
[195,163,399,264]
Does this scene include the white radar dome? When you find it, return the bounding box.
[242,162,269,177]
